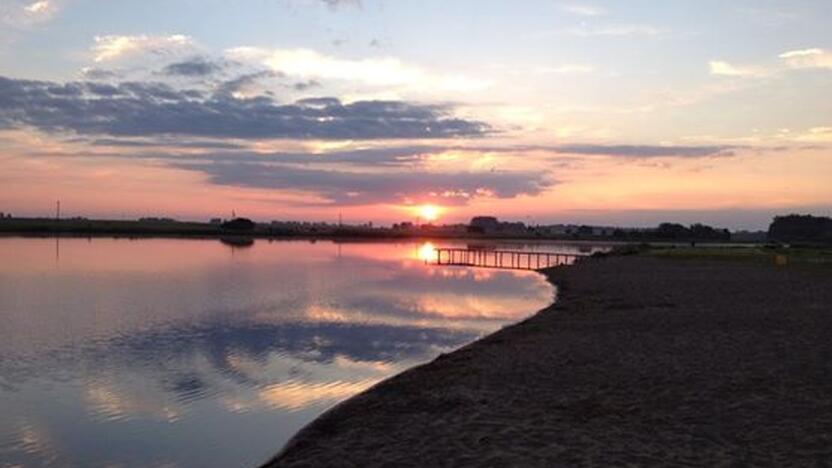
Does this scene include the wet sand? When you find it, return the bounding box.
[265,256,832,467]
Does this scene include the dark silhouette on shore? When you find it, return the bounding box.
[0,213,793,244]
[220,217,256,231]
[769,214,832,244]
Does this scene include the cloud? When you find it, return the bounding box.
[318,0,361,9]
[92,34,196,62]
[708,60,764,78]
[80,67,122,80]
[467,143,736,159]
[24,0,52,15]
[226,47,492,93]
[212,71,279,98]
[88,138,248,150]
[0,0,60,45]
[551,143,736,158]
[790,126,832,143]
[74,142,443,164]
[25,139,751,205]
[29,142,551,205]
[779,48,832,70]
[170,160,552,205]
[707,49,831,82]
[537,64,595,74]
[562,24,663,37]
[561,4,607,16]
[162,56,225,77]
[292,79,322,91]
[1,0,58,25]
[0,75,489,140]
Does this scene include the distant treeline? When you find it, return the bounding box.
[769,214,832,244]
[604,223,731,242]
[3,214,830,245]
[654,223,731,241]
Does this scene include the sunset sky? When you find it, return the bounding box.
[1,0,830,229]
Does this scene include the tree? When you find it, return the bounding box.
[769,214,832,243]
[655,223,688,239]
[221,217,256,231]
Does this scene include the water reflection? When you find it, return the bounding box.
[416,241,437,262]
[0,237,592,467]
[219,237,256,249]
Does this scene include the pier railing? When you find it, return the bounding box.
[434,248,590,270]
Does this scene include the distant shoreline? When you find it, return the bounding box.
[265,255,832,466]
[0,217,758,245]
[0,216,621,243]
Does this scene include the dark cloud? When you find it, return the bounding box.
[0,75,489,140]
[390,143,739,159]
[80,67,122,80]
[28,143,551,205]
[58,142,441,164]
[162,56,224,77]
[88,138,247,150]
[550,144,737,158]
[149,146,439,166]
[191,146,441,166]
[292,79,322,91]
[171,160,552,205]
[212,70,280,98]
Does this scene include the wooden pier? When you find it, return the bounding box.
[434,248,589,271]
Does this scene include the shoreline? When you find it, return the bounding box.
[264,256,832,466]
[0,218,762,245]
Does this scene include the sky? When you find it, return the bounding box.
[0,0,830,229]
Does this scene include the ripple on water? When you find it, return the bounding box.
[0,421,59,466]
[0,237,569,467]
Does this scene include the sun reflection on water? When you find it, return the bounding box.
[416,242,437,262]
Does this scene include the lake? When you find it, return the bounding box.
[0,237,601,467]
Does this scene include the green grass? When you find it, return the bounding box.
[640,245,832,270]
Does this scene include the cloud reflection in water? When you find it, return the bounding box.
[0,238,556,467]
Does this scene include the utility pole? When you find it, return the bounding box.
[56,200,61,221]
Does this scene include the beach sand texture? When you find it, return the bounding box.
[266,256,832,467]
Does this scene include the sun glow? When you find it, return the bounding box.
[416,204,441,222]
[416,242,437,262]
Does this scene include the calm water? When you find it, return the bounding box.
[0,237,600,467]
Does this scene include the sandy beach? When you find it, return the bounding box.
[265,256,832,467]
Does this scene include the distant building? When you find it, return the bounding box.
[535,224,633,238]
[210,218,223,225]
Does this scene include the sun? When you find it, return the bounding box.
[417,204,441,222]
